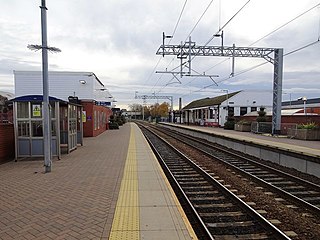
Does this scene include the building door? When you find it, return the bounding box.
[68,105,77,152]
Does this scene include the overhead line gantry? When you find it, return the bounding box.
[135,92,174,122]
[156,37,283,135]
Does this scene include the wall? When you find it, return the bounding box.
[239,115,320,125]
[220,91,273,126]
[0,124,14,162]
[14,71,97,101]
[161,123,320,178]
[82,102,113,137]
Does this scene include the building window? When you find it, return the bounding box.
[97,111,100,129]
[94,111,97,130]
[227,107,234,117]
[251,107,257,112]
[240,107,248,116]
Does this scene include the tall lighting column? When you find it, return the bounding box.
[29,0,60,172]
[41,0,51,172]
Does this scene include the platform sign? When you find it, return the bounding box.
[32,104,41,117]
[82,111,86,123]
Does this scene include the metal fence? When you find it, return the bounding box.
[251,122,298,135]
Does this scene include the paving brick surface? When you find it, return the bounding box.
[0,124,131,239]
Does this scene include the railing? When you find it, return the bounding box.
[251,122,298,135]
[251,122,272,134]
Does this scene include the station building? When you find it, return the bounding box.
[181,90,272,127]
[12,71,114,159]
[14,71,114,137]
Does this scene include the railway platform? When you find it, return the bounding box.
[0,123,196,240]
[160,122,320,157]
[160,122,320,177]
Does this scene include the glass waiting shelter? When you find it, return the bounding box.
[12,95,83,160]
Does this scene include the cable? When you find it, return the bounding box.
[250,3,320,46]
[191,2,317,84]
[143,0,188,87]
[164,0,216,85]
[171,0,188,38]
[284,39,320,56]
[318,5,320,41]
[205,0,251,46]
[171,0,251,93]
[200,39,320,90]
[185,0,215,41]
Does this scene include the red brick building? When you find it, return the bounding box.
[0,124,14,163]
[82,101,113,137]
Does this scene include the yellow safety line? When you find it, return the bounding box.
[138,127,198,240]
[109,125,140,240]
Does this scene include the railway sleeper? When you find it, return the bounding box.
[212,233,271,240]
[206,221,264,235]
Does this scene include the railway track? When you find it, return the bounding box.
[151,124,320,216]
[139,123,290,240]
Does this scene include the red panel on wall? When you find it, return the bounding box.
[82,101,113,137]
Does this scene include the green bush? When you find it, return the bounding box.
[224,120,235,130]
[237,119,252,126]
[256,106,267,122]
[297,122,319,130]
[109,122,119,130]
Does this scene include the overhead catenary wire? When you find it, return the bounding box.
[152,0,216,93]
[171,0,252,93]
[196,39,320,92]
[184,0,215,41]
[161,0,250,92]
[176,2,320,97]
[318,5,320,40]
[143,0,188,90]
[204,0,251,46]
[250,2,320,46]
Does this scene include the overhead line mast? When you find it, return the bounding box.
[135,92,174,122]
[156,36,284,135]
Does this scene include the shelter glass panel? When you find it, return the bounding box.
[51,120,56,136]
[50,102,56,118]
[18,120,30,137]
[31,120,43,137]
[17,102,29,118]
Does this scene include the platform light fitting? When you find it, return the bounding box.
[79,80,86,84]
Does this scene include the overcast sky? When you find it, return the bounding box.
[0,0,319,109]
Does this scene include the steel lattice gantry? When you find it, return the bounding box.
[156,44,283,134]
[135,94,174,122]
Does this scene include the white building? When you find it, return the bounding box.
[14,71,114,107]
[181,90,272,126]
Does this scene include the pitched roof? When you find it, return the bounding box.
[182,91,241,110]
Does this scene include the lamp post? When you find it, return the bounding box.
[28,1,61,173]
[283,92,292,108]
[303,96,307,115]
[298,96,307,115]
[221,89,229,114]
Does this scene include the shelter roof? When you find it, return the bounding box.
[10,95,81,106]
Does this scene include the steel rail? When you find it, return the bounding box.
[139,123,291,240]
[155,124,320,216]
